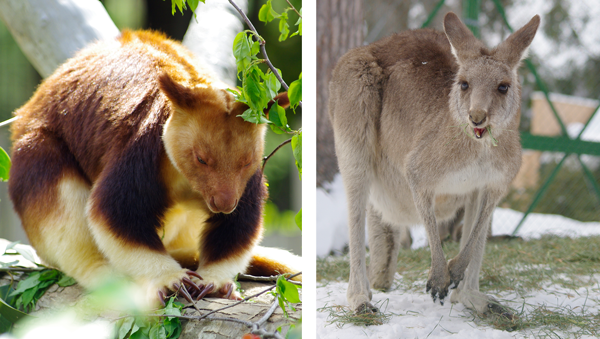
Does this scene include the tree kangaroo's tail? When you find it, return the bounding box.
[246,246,302,282]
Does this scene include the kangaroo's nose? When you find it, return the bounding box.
[469,111,487,126]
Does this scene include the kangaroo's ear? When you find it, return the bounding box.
[443,12,484,63]
[494,15,540,69]
[159,72,226,111]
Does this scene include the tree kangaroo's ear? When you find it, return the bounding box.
[494,15,541,69]
[231,92,289,119]
[159,72,225,111]
[443,12,484,63]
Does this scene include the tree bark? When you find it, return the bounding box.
[316,0,363,187]
[0,274,300,339]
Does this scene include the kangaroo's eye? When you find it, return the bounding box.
[461,81,469,91]
[498,84,509,94]
[197,156,206,165]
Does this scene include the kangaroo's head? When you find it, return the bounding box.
[444,12,540,141]
[159,73,267,214]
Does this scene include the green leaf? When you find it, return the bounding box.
[243,69,268,112]
[295,209,302,230]
[258,0,278,23]
[233,32,252,74]
[290,9,302,37]
[0,297,29,324]
[9,272,42,296]
[118,317,136,339]
[286,322,302,339]
[277,277,301,303]
[265,71,282,101]
[185,0,202,13]
[291,132,302,180]
[278,12,290,41]
[0,146,10,182]
[288,73,302,109]
[268,103,287,134]
[57,274,77,287]
[149,323,167,339]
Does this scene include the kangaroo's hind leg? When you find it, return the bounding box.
[9,131,112,288]
[329,46,385,314]
[367,204,402,291]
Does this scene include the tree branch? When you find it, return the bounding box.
[227,0,302,108]
[262,138,292,172]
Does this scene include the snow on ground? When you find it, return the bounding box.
[317,174,600,338]
[317,278,600,339]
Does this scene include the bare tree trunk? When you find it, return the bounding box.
[316,0,363,187]
[0,0,119,78]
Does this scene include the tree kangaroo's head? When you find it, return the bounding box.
[444,12,540,141]
[159,73,266,214]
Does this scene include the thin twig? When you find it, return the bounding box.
[0,116,19,127]
[227,0,302,109]
[257,299,280,326]
[238,273,279,282]
[262,138,291,171]
[0,267,45,273]
[195,272,301,320]
[285,0,302,18]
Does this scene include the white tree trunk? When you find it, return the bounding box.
[0,0,119,78]
[182,0,247,87]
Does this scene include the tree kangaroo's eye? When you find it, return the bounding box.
[197,156,206,165]
[498,84,509,94]
[460,81,469,91]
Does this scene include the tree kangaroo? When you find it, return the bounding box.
[329,12,539,315]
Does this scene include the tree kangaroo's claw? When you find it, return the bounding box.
[158,290,166,307]
[186,271,203,280]
[182,277,201,293]
[221,282,234,299]
[195,283,215,301]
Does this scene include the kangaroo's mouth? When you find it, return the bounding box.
[473,127,486,139]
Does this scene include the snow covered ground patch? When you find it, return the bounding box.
[317,277,600,338]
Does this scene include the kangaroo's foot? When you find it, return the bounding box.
[450,288,515,320]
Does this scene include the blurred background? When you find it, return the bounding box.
[0,0,301,255]
[317,0,599,255]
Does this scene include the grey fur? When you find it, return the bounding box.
[329,12,540,314]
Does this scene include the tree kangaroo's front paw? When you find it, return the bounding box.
[446,258,465,289]
[426,268,451,305]
[193,270,242,301]
[147,269,203,306]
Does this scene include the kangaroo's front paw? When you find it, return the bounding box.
[426,268,451,305]
[446,258,465,289]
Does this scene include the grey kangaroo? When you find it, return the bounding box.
[329,12,539,315]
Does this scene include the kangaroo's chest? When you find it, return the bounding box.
[435,157,504,195]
